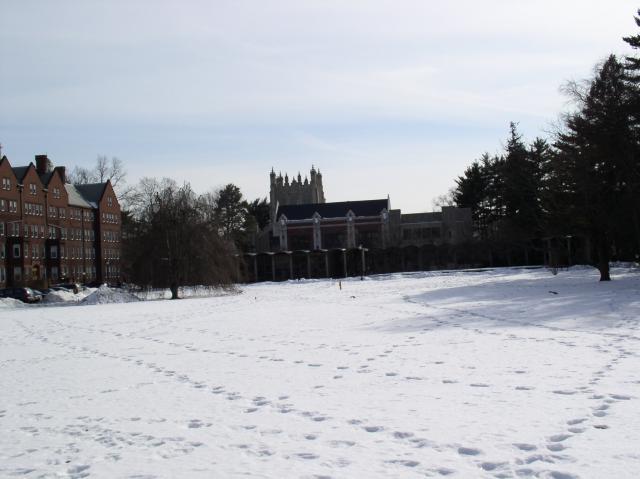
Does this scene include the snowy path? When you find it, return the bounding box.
[1,267,639,478]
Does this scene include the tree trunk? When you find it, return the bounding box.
[598,259,611,281]
[170,282,179,299]
[596,233,611,281]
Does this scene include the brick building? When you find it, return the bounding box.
[0,154,122,288]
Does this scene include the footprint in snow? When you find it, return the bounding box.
[329,440,355,448]
[547,443,566,452]
[552,390,577,395]
[387,459,420,467]
[513,443,537,451]
[436,468,455,476]
[457,447,481,456]
[567,418,587,425]
[480,461,507,471]
[363,425,383,433]
[610,394,631,400]
[295,452,319,460]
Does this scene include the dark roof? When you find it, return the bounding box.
[277,199,389,221]
[39,171,55,185]
[12,166,30,182]
[65,184,94,208]
[76,183,107,203]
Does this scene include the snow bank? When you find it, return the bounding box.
[81,285,140,305]
[0,297,27,309]
[42,290,82,304]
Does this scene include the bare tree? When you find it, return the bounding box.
[124,178,238,298]
[431,187,457,211]
[69,155,127,188]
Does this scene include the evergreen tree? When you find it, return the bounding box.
[501,123,544,243]
[623,9,640,72]
[555,55,636,280]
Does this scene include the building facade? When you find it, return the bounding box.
[262,168,472,252]
[0,154,122,288]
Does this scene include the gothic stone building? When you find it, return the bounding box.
[0,154,122,288]
[261,167,471,253]
[269,166,325,220]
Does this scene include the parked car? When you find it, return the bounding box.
[51,282,80,294]
[0,287,42,303]
[31,289,46,301]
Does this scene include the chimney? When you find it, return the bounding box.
[35,154,53,175]
[54,166,66,183]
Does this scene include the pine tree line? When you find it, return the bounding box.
[452,10,640,281]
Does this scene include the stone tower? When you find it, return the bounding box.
[269,166,325,220]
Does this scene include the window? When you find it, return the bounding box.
[13,267,21,282]
[12,223,19,236]
[0,199,5,211]
[107,195,113,207]
[51,266,58,280]
[0,266,5,282]
[29,183,37,195]
[53,187,60,199]
[50,245,58,259]
[13,243,20,258]
[9,200,17,213]
[39,225,44,238]
[59,207,66,218]
[2,177,11,190]
[0,223,4,236]
[0,243,4,259]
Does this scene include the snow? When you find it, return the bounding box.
[42,290,85,304]
[0,297,26,309]
[1,266,639,478]
[81,285,140,305]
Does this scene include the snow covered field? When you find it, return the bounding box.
[1,267,639,478]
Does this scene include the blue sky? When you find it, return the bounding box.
[1,1,638,212]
